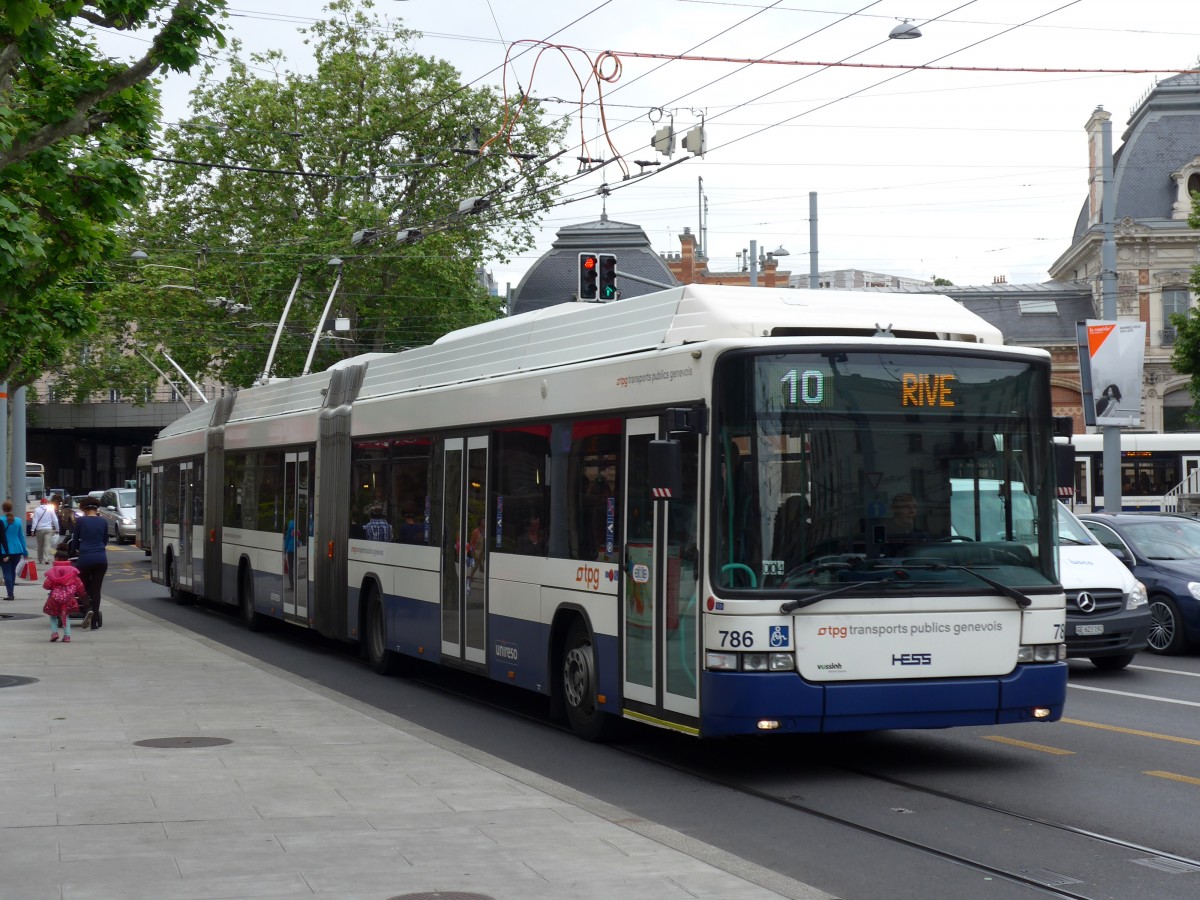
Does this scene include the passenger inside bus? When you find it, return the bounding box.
[517,514,544,555]
[397,509,424,543]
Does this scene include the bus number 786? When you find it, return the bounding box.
[719,630,754,648]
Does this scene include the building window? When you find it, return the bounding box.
[1162,288,1190,345]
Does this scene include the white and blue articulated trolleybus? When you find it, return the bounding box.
[149,284,1067,739]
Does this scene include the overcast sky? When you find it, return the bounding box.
[109,0,1200,292]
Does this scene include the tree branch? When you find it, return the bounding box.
[0,0,203,170]
[0,41,22,86]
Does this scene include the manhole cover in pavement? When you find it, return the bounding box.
[0,675,40,688]
[388,894,497,900]
[134,737,233,748]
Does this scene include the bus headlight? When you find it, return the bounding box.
[706,651,738,671]
[768,652,795,671]
[1018,644,1063,663]
[706,651,795,672]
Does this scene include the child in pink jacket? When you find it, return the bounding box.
[42,547,89,642]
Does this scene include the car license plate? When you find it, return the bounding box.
[1076,623,1105,636]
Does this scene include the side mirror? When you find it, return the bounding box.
[1106,545,1133,565]
[648,439,681,501]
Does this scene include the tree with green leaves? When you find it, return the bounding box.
[1168,190,1200,418]
[61,0,565,398]
[0,0,226,388]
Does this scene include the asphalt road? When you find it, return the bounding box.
[107,546,1200,900]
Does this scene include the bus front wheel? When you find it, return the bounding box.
[561,618,618,741]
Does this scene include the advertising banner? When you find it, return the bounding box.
[1077,320,1146,427]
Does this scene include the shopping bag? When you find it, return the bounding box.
[19,559,37,580]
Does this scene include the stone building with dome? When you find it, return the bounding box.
[1049,72,1200,431]
[507,216,678,316]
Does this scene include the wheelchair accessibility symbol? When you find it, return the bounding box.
[769,625,790,648]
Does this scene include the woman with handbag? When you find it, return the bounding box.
[72,496,109,629]
[1,499,30,600]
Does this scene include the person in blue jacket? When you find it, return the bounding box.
[0,499,29,600]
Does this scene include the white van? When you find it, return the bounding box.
[1056,502,1150,670]
[948,479,1148,669]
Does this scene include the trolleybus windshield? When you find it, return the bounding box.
[714,349,1057,594]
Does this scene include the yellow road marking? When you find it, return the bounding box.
[982,735,1074,755]
[1064,717,1200,747]
[1145,770,1200,786]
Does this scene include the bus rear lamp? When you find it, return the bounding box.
[209,529,216,543]
[327,540,334,559]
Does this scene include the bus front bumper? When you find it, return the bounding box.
[698,663,1068,737]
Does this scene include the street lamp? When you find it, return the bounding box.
[888,18,922,39]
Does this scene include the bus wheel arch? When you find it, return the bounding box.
[555,610,619,742]
[362,580,404,676]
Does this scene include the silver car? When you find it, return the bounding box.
[98,488,138,543]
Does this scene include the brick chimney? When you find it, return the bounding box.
[677,227,697,283]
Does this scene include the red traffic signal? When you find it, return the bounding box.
[579,253,599,299]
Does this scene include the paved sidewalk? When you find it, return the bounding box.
[0,577,832,900]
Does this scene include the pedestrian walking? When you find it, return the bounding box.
[30,496,60,566]
[71,496,109,629]
[42,546,88,642]
[0,499,29,600]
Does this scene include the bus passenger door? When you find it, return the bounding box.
[151,464,164,583]
[283,451,310,621]
[1073,456,1093,513]
[177,461,195,589]
[440,436,488,666]
[622,418,701,726]
[1182,455,1200,495]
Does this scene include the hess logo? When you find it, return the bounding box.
[893,653,932,666]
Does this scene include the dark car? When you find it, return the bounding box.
[1079,513,1200,655]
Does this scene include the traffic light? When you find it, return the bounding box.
[598,254,618,300]
[652,125,675,157]
[579,253,598,299]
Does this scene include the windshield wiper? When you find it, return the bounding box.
[780,576,901,613]
[904,562,1032,608]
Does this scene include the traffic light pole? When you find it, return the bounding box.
[608,270,675,291]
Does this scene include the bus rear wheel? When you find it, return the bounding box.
[166,554,190,605]
[561,618,618,742]
[365,588,403,676]
[239,565,263,632]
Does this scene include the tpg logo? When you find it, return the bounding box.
[892,653,932,666]
[576,565,601,590]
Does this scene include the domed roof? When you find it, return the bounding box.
[508,216,678,315]
[1072,72,1200,241]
